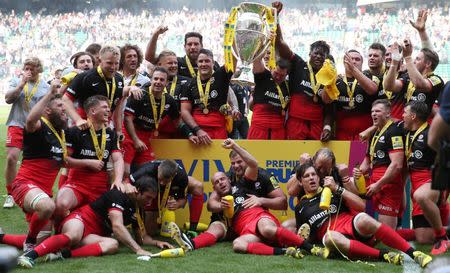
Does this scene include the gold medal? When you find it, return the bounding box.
[203,108,209,114]
[313,95,319,103]
[154,130,159,137]
[349,99,355,108]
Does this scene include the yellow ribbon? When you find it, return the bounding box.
[164,76,178,96]
[97,66,116,108]
[369,119,394,163]
[148,87,166,132]
[197,73,211,111]
[343,76,358,105]
[128,73,138,87]
[23,78,40,109]
[405,122,428,160]
[275,81,289,110]
[224,7,238,73]
[88,123,106,160]
[185,56,196,78]
[135,204,146,239]
[306,62,321,95]
[265,7,277,70]
[406,81,416,103]
[157,179,172,224]
[40,117,67,160]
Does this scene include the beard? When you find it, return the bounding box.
[47,111,67,131]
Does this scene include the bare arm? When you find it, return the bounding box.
[145,26,168,64]
[5,76,27,104]
[206,190,225,213]
[402,39,432,91]
[110,210,150,255]
[344,53,378,95]
[324,176,365,212]
[286,175,302,197]
[410,9,433,50]
[383,60,403,92]
[222,138,258,181]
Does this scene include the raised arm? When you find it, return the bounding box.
[25,80,60,133]
[410,9,433,50]
[402,39,433,91]
[145,25,169,64]
[222,138,258,181]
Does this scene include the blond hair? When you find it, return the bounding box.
[99,45,120,59]
[23,57,43,73]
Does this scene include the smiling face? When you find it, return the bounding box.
[368,49,384,71]
[212,172,231,197]
[76,54,94,71]
[230,154,247,179]
[185,37,202,61]
[197,53,214,78]
[158,55,178,78]
[151,70,168,94]
[309,47,327,71]
[99,51,120,78]
[89,99,110,124]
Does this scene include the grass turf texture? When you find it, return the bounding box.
[0,105,443,273]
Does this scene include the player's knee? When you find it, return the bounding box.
[36,198,55,218]
[258,224,277,239]
[56,196,72,212]
[323,231,343,249]
[232,238,247,253]
[281,219,296,233]
[100,238,119,255]
[188,177,204,195]
[355,213,378,233]
[413,190,428,205]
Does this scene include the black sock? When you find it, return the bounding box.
[406,247,415,258]
[25,236,36,245]
[301,241,313,253]
[25,250,38,260]
[61,249,72,258]
[190,222,198,231]
[0,234,4,242]
[274,247,284,255]
[379,249,388,260]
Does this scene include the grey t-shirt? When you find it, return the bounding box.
[6,77,49,127]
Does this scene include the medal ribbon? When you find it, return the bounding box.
[306,62,320,95]
[197,74,211,111]
[24,78,40,108]
[128,73,138,86]
[40,117,67,160]
[135,204,146,240]
[369,119,393,162]
[265,7,277,70]
[149,87,166,132]
[406,81,415,102]
[164,76,178,96]
[157,179,172,224]
[88,122,106,160]
[405,122,428,160]
[275,81,289,110]
[185,56,196,78]
[343,76,358,105]
[97,66,116,108]
[223,7,238,73]
[381,71,395,100]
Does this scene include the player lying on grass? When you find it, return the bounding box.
[168,138,328,258]
[11,175,172,268]
[294,160,432,267]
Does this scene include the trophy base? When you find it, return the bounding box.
[230,66,255,87]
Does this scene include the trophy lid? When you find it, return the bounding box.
[238,2,268,16]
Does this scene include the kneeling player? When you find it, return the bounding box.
[16,175,172,268]
[295,161,432,267]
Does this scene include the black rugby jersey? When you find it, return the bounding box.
[253,69,290,112]
[125,90,179,131]
[335,73,377,113]
[287,54,324,103]
[180,66,233,112]
[130,160,188,199]
[167,75,190,105]
[90,188,137,233]
[66,126,119,169]
[23,121,65,163]
[405,125,435,170]
[367,121,404,167]
[177,56,220,79]
[67,68,124,113]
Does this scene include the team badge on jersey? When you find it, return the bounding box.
[270,175,280,189]
[391,136,403,150]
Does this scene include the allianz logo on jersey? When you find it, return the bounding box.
[80,149,110,159]
[50,146,63,154]
[175,159,298,183]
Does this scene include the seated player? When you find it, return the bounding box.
[294,161,432,267]
[15,175,172,268]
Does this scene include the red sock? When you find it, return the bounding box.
[6,184,12,195]
[1,234,27,248]
[192,232,216,249]
[35,234,70,257]
[247,242,274,255]
[189,194,203,230]
[374,224,411,253]
[348,240,381,259]
[396,229,416,241]
[58,174,68,189]
[28,212,49,241]
[70,243,102,257]
[275,227,304,247]
[434,228,447,240]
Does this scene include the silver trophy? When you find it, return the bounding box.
[230,2,276,87]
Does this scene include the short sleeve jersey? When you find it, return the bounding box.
[288,54,324,101]
[125,88,179,131]
[405,125,436,170]
[66,126,119,169]
[253,70,290,112]
[6,78,49,127]
[90,189,137,233]
[367,121,404,167]
[123,72,150,87]
[335,72,377,113]
[22,121,65,163]
[400,73,444,115]
[227,168,279,217]
[67,68,124,113]
[177,56,221,79]
[180,66,233,112]
[167,75,190,105]
[130,160,188,199]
